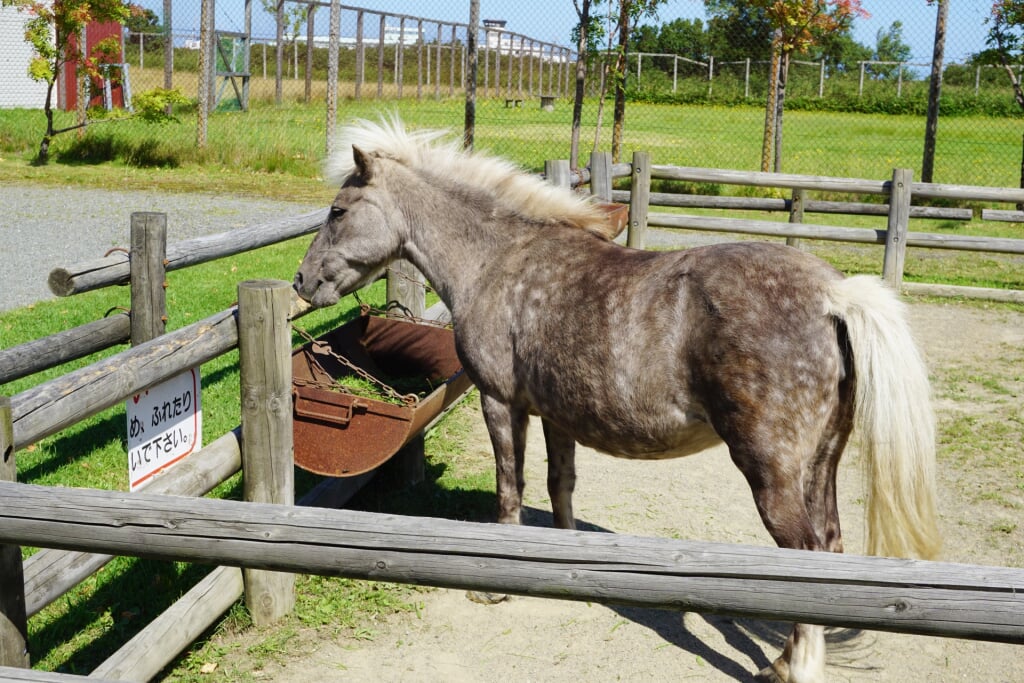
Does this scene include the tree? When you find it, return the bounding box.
[871,20,913,81]
[3,0,190,164]
[609,0,665,162]
[125,7,162,49]
[3,0,134,163]
[750,0,868,172]
[977,0,1024,193]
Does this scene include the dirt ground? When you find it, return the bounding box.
[211,299,1023,683]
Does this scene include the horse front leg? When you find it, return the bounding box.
[467,393,529,606]
[542,418,576,530]
[479,392,529,524]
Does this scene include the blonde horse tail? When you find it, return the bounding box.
[824,275,941,560]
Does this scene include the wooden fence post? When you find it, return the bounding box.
[588,151,613,202]
[237,279,295,626]
[883,168,913,290]
[383,261,427,487]
[786,187,806,250]
[0,397,29,668]
[545,159,571,189]
[627,151,651,250]
[130,212,168,345]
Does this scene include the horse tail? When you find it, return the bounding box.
[824,275,941,560]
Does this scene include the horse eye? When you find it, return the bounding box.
[328,206,346,220]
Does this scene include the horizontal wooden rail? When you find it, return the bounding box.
[648,212,1024,255]
[650,164,1024,204]
[23,427,242,617]
[613,190,973,221]
[0,313,129,386]
[47,208,327,297]
[1,481,1021,644]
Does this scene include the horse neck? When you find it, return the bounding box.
[398,182,514,316]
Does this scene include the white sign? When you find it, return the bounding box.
[127,368,202,491]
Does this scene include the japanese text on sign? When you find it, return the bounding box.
[127,368,202,491]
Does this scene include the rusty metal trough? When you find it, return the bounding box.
[291,314,472,477]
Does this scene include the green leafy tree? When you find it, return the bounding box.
[125,7,162,49]
[750,0,868,172]
[981,0,1024,110]
[871,20,913,81]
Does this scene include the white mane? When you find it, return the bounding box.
[325,114,613,238]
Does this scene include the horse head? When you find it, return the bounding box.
[294,145,405,308]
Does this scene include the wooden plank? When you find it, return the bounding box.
[23,427,242,617]
[0,666,120,682]
[0,399,28,669]
[647,212,1024,256]
[613,191,973,221]
[237,280,295,626]
[90,566,244,682]
[48,208,327,297]
[652,165,888,195]
[0,314,130,386]
[9,307,239,452]
[981,208,1024,222]
[0,481,1021,644]
[627,151,651,249]
[901,282,1024,303]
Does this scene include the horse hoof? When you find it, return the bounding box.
[465,590,509,605]
[754,661,789,683]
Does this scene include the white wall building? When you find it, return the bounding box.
[0,3,50,108]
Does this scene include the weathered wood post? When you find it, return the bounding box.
[237,279,295,625]
[0,397,29,668]
[130,212,168,345]
[627,151,651,250]
[883,168,913,290]
[588,151,613,202]
[786,188,806,250]
[383,261,427,487]
[544,159,571,189]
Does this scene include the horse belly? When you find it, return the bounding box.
[567,408,724,461]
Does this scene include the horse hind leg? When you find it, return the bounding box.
[729,445,829,683]
[542,418,577,530]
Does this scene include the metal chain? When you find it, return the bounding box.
[292,323,420,407]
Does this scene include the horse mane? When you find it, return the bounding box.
[325,114,616,239]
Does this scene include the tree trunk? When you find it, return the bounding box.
[569,0,591,170]
[760,30,781,173]
[921,0,948,184]
[773,50,790,173]
[611,0,630,164]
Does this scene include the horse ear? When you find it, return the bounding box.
[352,145,375,181]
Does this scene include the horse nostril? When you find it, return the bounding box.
[293,272,304,289]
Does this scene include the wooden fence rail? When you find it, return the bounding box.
[580,158,1024,303]
[0,480,1022,644]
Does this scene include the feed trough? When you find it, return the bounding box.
[291,314,472,477]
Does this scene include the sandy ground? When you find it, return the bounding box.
[205,300,1023,683]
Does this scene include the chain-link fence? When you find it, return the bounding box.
[113,1,1022,186]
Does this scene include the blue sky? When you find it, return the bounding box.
[158,1,996,65]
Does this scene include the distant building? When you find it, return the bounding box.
[0,4,50,108]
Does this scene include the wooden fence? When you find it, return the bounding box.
[3,155,1024,679]
[562,153,1024,304]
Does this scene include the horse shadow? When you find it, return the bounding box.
[344,467,879,681]
[521,505,880,681]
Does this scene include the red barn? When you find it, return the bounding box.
[62,20,128,111]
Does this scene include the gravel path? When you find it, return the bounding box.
[0,185,319,313]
